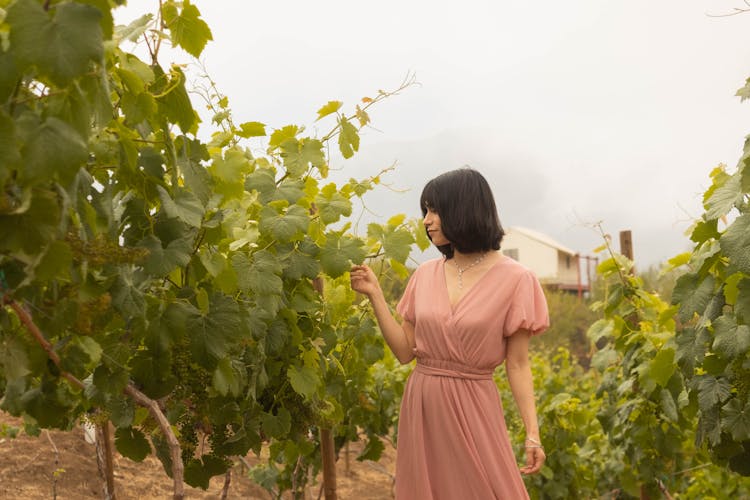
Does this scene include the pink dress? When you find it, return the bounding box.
[395,256,549,500]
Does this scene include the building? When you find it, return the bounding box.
[501,226,589,294]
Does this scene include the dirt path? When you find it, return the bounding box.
[0,411,395,499]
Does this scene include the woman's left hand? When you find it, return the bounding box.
[520,445,545,475]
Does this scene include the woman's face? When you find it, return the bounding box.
[423,207,450,246]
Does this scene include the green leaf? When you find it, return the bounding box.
[153,64,197,134]
[77,0,114,39]
[357,436,385,461]
[111,273,146,319]
[287,364,320,400]
[389,258,409,279]
[130,348,176,399]
[0,49,20,104]
[20,117,87,185]
[107,395,135,428]
[587,319,614,344]
[712,314,750,360]
[34,241,72,281]
[280,138,326,178]
[721,398,750,442]
[114,13,153,44]
[647,348,675,388]
[138,234,192,277]
[282,241,321,280]
[8,0,103,86]
[93,364,129,399]
[316,100,343,121]
[0,112,21,180]
[591,347,618,371]
[696,406,722,446]
[115,427,150,462]
[158,186,204,228]
[161,0,212,58]
[412,219,431,251]
[737,76,750,101]
[229,252,250,292]
[196,287,210,314]
[18,386,74,429]
[338,116,360,159]
[212,357,241,397]
[268,125,299,148]
[315,183,352,225]
[0,337,30,380]
[237,121,266,138]
[245,167,277,203]
[186,294,242,369]
[120,91,157,125]
[720,213,750,275]
[706,172,743,220]
[724,273,743,306]
[274,178,306,204]
[320,233,367,278]
[0,188,60,254]
[60,336,102,377]
[259,205,310,242]
[199,250,226,277]
[245,250,283,296]
[260,408,291,440]
[675,326,710,373]
[659,389,679,423]
[177,137,212,205]
[672,273,716,322]
[212,148,251,184]
[381,226,414,262]
[695,375,732,412]
[689,219,720,244]
[736,278,750,323]
[184,455,231,490]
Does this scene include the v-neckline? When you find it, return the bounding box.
[442,256,505,314]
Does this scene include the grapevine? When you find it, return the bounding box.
[0,1,422,497]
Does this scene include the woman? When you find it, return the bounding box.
[350,168,548,499]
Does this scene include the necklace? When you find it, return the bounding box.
[451,253,486,290]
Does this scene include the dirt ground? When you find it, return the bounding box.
[0,411,395,499]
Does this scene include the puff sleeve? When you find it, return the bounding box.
[396,267,419,324]
[503,270,549,336]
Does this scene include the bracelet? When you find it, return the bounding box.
[525,437,542,445]
[524,444,543,449]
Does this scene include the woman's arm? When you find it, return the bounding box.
[506,329,545,474]
[350,265,415,364]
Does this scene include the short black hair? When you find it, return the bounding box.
[419,167,504,259]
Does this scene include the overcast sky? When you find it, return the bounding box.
[116,1,750,267]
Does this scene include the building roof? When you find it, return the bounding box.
[506,226,577,256]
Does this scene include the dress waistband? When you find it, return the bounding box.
[414,358,494,380]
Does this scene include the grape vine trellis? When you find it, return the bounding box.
[0,1,425,498]
[585,148,750,496]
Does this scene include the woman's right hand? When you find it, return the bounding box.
[350,265,381,298]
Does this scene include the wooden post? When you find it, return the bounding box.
[575,253,583,300]
[319,428,337,500]
[312,276,337,499]
[96,423,116,500]
[619,230,633,261]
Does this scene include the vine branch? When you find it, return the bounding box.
[4,296,185,500]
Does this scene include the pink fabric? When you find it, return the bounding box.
[395,257,549,500]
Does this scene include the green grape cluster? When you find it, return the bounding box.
[177,414,199,464]
[66,233,148,267]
